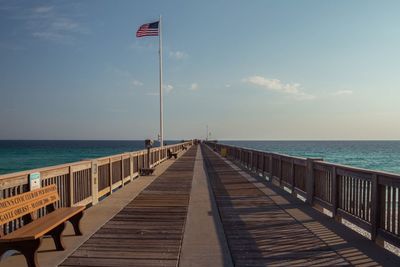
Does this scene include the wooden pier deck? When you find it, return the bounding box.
[202,146,349,266]
[60,146,197,267]
[1,143,400,267]
[201,145,399,266]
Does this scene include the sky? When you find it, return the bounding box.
[0,0,400,140]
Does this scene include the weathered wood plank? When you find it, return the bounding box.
[202,145,349,266]
[59,146,197,267]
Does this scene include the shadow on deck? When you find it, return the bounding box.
[201,144,399,266]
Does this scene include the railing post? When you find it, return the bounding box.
[130,152,134,181]
[254,152,258,172]
[306,158,315,205]
[371,174,380,241]
[278,156,282,186]
[290,159,294,191]
[306,158,322,205]
[250,151,253,171]
[331,166,338,218]
[109,159,113,195]
[91,160,99,205]
[147,147,151,168]
[69,166,74,207]
[262,153,265,177]
[269,154,273,181]
[121,155,124,187]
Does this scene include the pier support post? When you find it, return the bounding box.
[91,160,99,205]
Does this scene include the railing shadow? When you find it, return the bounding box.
[201,145,400,266]
[218,152,400,266]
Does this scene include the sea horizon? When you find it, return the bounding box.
[1,140,400,176]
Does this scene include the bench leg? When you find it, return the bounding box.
[48,222,66,251]
[0,239,42,267]
[20,239,42,267]
[69,211,84,236]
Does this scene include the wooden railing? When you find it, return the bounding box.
[0,141,193,235]
[206,141,400,250]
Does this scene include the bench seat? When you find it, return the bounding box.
[0,206,84,243]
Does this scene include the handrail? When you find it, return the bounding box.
[205,141,400,250]
[0,140,193,235]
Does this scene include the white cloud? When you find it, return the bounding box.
[164,84,174,93]
[33,6,54,14]
[332,90,353,96]
[51,19,80,32]
[110,67,131,78]
[32,31,73,43]
[6,5,90,44]
[132,80,143,86]
[189,83,199,91]
[242,75,315,100]
[169,51,188,60]
[225,84,231,88]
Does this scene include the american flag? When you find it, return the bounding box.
[136,21,159,37]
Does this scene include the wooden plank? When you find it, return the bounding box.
[202,146,350,266]
[59,146,197,267]
[41,166,70,180]
[70,162,91,173]
[337,168,372,181]
[336,208,372,232]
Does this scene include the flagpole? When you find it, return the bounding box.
[159,15,164,147]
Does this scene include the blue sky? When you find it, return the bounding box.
[0,0,400,140]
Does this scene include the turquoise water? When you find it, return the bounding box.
[1,140,400,175]
[0,140,179,175]
[221,141,400,175]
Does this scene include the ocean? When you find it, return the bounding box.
[221,141,400,175]
[0,140,178,175]
[0,140,399,175]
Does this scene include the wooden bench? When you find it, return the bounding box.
[0,184,85,267]
[167,149,178,159]
[139,167,155,176]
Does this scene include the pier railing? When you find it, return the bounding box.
[206,141,400,250]
[0,141,193,235]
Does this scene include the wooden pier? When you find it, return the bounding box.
[1,142,400,266]
[60,146,197,267]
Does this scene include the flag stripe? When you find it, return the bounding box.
[136,21,159,37]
